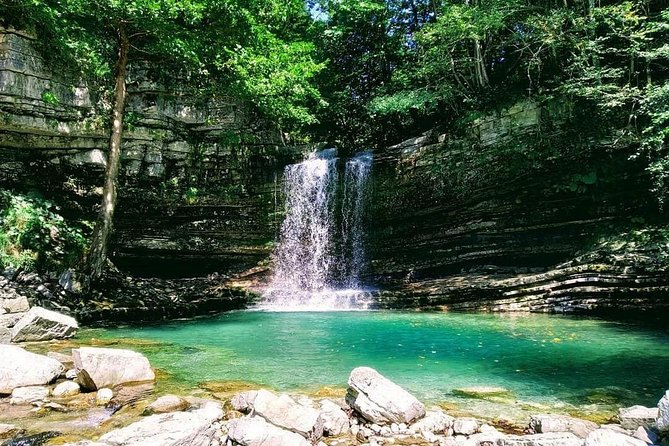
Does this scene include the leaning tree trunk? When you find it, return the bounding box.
[83,23,129,290]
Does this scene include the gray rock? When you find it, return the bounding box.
[454,417,479,436]
[98,401,223,446]
[530,414,598,438]
[47,351,75,369]
[11,307,78,342]
[52,381,81,397]
[73,347,155,390]
[227,416,311,446]
[252,389,324,440]
[346,366,425,425]
[410,409,454,435]
[585,428,647,446]
[619,406,659,430]
[501,432,583,446]
[633,426,659,445]
[0,294,29,313]
[58,269,82,293]
[144,394,190,414]
[0,345,64,393]
[231,390,258,413]
[658,390,669,433]
[10,385,50,404]
[319,399,349,436]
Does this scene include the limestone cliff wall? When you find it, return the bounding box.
[0,28,296,277]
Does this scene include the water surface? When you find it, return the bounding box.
[81,311,669,412]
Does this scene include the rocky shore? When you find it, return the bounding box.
[0,341,667,446]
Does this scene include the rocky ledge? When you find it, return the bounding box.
[1,345,667,446]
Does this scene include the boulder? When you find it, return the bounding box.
[98,401,223,446]
[501,432,583,446]
[10,385,50,404]
[144,395,190,415]
[0,345,64,394]
[96,388,114,406]
[584,428,647,446]
[52,381,81,397]
[252,389,324,440]
[227,417,311,446]
[410,409,454,435]
[0,294,29,313]
[319,399,349,436]
[619,405,659,430]
[453,417,479,436]
[231,390,258,413]
[47,351,75,369]
[658,390,669,433]
[633,426,658,445]
[11,307,78,342]
[345,367,425,425]
[72,347,155,390]
[529,414,599,438]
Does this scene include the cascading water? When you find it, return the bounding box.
[262,149,374,310]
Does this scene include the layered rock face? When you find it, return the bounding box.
[0,27,296,279]
[368,101,669,314]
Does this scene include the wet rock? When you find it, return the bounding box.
[619,405,659,431]
[52,381,81,397]
[658,390,669,433]
[10,307,78,342]
[0,345,64,394]
[584,428,647,446]
[0,294,29,313]
[501,432,583,445]
[96,388,114,406]
[9,385,50,404]
[3,431,60,446]
[346,367,425,425]
[144,394,190,414]
[453,418,479,436]
[319,399,349,436]
[231,390,257,413]
[98,401,223,446]
[529,414,599,438]
[410,409,454,435]
[252,389,324,440]
[72,347,155,390]
[227,416,311,446]
[0,423,22,440]
[453,386,512,399]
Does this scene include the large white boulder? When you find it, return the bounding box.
[98,401,223,446]
[226,417,311,446]
[618,405,659,430]
[0,345,64,394]
[252,389,324,440]
[345,366,425,425]
[11,307,78,342]
[72,347,155,390]
[529,414,599,438]
[658,390,669,433]
[319,399,349,436]
[584,428,647,446]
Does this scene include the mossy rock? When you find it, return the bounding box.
[452,386,513,400]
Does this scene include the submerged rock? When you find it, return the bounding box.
[529,414,598,439]
[252,389,324,440]
[658,390,669,433]
[453,386,512,399]
[97,401,223,446]
[0,345,64,394]
[584,428,647,446]
[618,405,659,430]
[227,417,311,446]
[346,366,425,425]
[72,347,155,390]
[10,307,78,342]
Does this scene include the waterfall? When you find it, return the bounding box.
[263,149,374,310]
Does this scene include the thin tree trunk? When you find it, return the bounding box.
[83,23,129,289]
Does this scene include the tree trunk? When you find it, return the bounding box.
[83,23,129,290]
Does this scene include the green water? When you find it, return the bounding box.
[81,311,669,410]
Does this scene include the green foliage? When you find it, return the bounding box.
[0,191,89,273]
[41,90,59,106]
